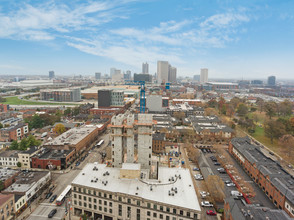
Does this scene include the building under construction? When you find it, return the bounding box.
[109,113,153,170]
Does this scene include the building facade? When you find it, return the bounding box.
[98,90,112,108]
[200,68,208,84]
[0,194,14,220]
[71,163,201,220]
[168,67,177,82]
[95,72,101,80]
[134,73,152,82]
[157,61,169,83]
[268,76,276,86]
[40,88,81,102]
[0,123,29,142]
[142,62,149,74]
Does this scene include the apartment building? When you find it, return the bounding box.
[229,137,294,217]
[40,87,81,102]
[71,163,201,220]
[0,169,20,190]
[18,146,41,169]
[0,151,19,168]
[0,123,29,142]
[44,126,99,154]
[0,194,14,220]
[152,133,166,154]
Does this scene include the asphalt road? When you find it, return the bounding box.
[202,148,275,209]
[24,132,110,220]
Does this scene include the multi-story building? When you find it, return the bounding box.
[134,73,152,82]
[0,194,14,220]
[0,123,29,142]
[111,91,124,107]
[268,76,276,86]
[167,103,195,117]
[0,168,20,190]
[193,75,200,82]
[32,147,75,170]
[2,171,51,206]
[40,87,81,102]
[44,126,99,154]
[229,137,294,217]
[0,117,22,127]
[110,114,152,169]
[152,133,166,154]
[98,89,112,108]
[95,72,101,80]
[157,61,169,83]
[205,82,239,91]
[142,62,149,74]
[168,66,177,82]
[0,151,19,168]
[71,163,201,220]
[18,146,41,169]
[200,68,208,84]
[49,71,55,79]
[146,95,166,113]
[137,114,153,169]
[0,104,9,113]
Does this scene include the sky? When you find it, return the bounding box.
[0,0,294,79]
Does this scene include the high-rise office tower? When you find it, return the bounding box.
[267,76,276,86]
[200,68,208,84]
[169,66,177,82]
[49,71,55,79]
[110,68,116,77]
[157,61,169,83]
[142,62,149,74]
[95,72,101,80]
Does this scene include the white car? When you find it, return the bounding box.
[200,191,210,198]
[226,183,236,187]
[231,191,242,197]
[201,201,213,207]
[194,174,204,180]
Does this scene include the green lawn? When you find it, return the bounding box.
[1,96,77,106]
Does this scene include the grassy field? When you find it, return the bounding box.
[1,96,77,106]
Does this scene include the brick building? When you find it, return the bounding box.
[0,123,29,142]
[0,168,20,190]
[152,133,166,154]
[229,137,294,217]
[0,194,14,220]
[44,126,99,154]
[32,147,75,170]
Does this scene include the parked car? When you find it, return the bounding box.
[75,161,80,166]
[226,182,236,187]
[224,180,232,184]
[193,167,200,171]
[48,209,57,218]
[214,162,221,166]
[200,191,210,198]
[201,201,213,207]
[49,195,57,203]
[231,191,242,197]
[45,192,53,199]
[194,174,204,180]
[206,210,217,216]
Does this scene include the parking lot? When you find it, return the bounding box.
[199,145,275,209]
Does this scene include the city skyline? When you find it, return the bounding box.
[0,0,294,78]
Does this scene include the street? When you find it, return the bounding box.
[19,132,110,220]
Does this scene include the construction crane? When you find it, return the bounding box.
[125,80,146,113]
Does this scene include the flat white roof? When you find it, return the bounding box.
[121,163,141,170]
[72,163,201,211]
[207,82,238,85]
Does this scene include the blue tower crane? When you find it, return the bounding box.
[124,80,146,113]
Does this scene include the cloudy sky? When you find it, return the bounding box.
[0,0,294,79]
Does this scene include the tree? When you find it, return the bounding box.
[256,98,265,112]
[64,107,72,116]
[9,141,19,150]
[230,97,241,109]
[279,135,294,161]
[0,123,3,129]
[19,138,29,151]
[26,134,41,147]
[278,100,293,117]
[206,175,225,203]
[53,123,66,135]
[205,107,218,116]
[0,180,4,191]
[265,102,277,119]
[173,111,185,120]
[17,162,21,167]
[237,104,248,117]
[264,120,286,144]
[226,104,235,118]
[207,99,218,108]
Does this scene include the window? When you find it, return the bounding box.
[89,204,92,209]
[180,210,183,215]
[99,192,101,197]
[88,197,91,202]
[99,206,102,211]
[118,204,122,216]
[94,198,97,203]
[147,211,151,216]
[127,207,131,218]
[166,216,170,220]
[88,190,91,194]
[94,205,97,209]
[173,208,176,214]
[109,202,112,207]
[160,214,163,219]
[74,194,77,198]
[137,201,140,206]
[193,214,198,219]
[99,200,102,204]
[104,207,107,212]
[109,194,112,199]
[119,197,122,202]
[160,206,163,211]
[84,196,86,201]
[84,203,87,207]
[147,203,151,208]
[110,208,112,213]
[187,212,190,217]
[154,204,157,210]
[128,198,131,204]
[79,201,82,206]
[166,207,170,212]
[153,213,157,218]
[104,201,107,206]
